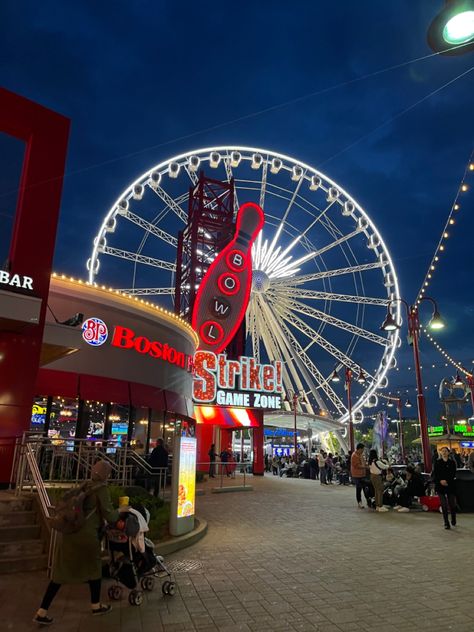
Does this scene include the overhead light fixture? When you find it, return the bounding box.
[405,399,413,408]
[331,368,340,383]
[380,310,400,331]
[427,0,474,55]
[428,309,445,331]
[357,369,366,384]
[387,400,394,408]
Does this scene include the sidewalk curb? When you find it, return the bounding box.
[154,517,208,555]
[211,486,253,493]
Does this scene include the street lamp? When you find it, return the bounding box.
[427,0,474,55]
[332,367,365,452]
[381,296,445,472]
[286,389,306,462]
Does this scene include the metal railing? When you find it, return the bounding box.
[199,461,253,489]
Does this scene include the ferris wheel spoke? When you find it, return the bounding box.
[269,287,389,306]
[257,296,316,414]
[282,297,389,346]
[99,246,176,272]
[271,261,384,286]
[119,208,178,248]
[246,298,261,363]
[279,308,372,381]
[116,287,175,296]
[272,309,346,415]
[151,186,187,223]
[184,166,198,185]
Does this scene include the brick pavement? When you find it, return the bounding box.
[2,475,474,632]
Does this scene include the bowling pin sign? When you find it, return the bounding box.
[192,202,264,353]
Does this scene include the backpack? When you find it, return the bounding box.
[49,481,104,534]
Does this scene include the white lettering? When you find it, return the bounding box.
[207,325,218,340]
[224,276,236,290]
[213,300,229,316]
[9,274,21,287]
[232,253,243,267]
[22,276,33,290]
[0,271,9,284]
[254,393,261,407]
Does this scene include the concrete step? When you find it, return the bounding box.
[0,497,33,513]
[0,554,47,574]
[0,538,44,557]
[0,510,37,527]
[0,524,41,542]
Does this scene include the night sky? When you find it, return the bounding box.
[2,1,473,421]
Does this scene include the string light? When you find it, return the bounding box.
[51,272,199,346]
[422,326,471,377]
[415,147,473,306]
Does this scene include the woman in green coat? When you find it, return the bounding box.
[34,460,119,626]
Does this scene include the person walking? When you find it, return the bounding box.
[351,443,367,508]
[318,450,327,485]
[33,460,119,626]
[149,438,169,496]
[368,449,389,512]
[208,443,216,478]
[433,447,457,529]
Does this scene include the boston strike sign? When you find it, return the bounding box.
[192,351,283,410]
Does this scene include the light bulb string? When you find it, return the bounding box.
[421,326,472,377]
[415,146,474,305]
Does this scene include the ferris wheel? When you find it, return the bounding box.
[88,146,401,424]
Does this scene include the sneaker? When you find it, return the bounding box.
[397,507,410,513]
[445,523,451,530]
[451,518,457,527]
[376,506,389,512]
[393,505,401,510]
[357,502,365,509]
[92,605,112,616]
[33,614,54,625]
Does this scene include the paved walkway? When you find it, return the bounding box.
[3,475,474,632]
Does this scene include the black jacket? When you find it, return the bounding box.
[433,458,456,494]
[149,445,169,468]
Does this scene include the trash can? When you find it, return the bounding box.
[455,469,474,512]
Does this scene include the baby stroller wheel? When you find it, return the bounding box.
[129,590,143,606]
[167,582,176,596]
[162,581,170,595]
[422,504,429,512]
[141,577,155,591]
[108,585,123,600]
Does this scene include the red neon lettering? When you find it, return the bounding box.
[134,336,151,354]
[217,354,227,388]
[248,358,262,390]
[262,365,274,391]
[111,326,135,349]
[193,351,217,402]
[149,341,162,358]
[275,361,283,392]
[227,360,241,389]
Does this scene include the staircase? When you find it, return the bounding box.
[0,492,47,573]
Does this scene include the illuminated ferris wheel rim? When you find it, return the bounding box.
[88,145,401,425]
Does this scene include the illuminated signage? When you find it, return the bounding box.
[0,270,34,291]
[31,404,46,425]
[192,351,283,409]
[192,202,264,353]
[81,317,191,370]
[264,427,295,438]
[177,437,196,518]
[82,317,108,346]
[428,425,444,437]
[454,424,474,437]
[460,441,474,448]
[111,325,190,369]
[194,406,259,427]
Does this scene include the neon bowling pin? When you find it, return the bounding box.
[192,202,264,353]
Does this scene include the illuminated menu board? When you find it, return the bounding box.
[177,437,196,519]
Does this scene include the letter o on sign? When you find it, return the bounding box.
[218,273,240,296]
[134,336,151,354]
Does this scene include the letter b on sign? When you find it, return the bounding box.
[226,249,246,272]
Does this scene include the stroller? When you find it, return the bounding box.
[106,505,176,606]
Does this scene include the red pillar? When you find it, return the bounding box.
[252,410,264,475]
[0,89,70,485]
[195,423,214,473]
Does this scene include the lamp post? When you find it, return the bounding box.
[396,398,406,463]
[286,390,305,462]
[427,0,474,55]
[381,297,445,473]
[331,366,365,452]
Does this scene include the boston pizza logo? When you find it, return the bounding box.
[82,317,108,346]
